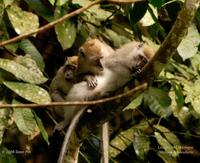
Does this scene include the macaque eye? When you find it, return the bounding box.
[137,43,143,49]
[79,48,85,58]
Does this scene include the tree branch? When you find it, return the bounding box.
[0,83,147,109]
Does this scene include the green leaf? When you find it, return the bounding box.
[154,125,181,157]
[0,3,4,20]
[144,87,171,117]
[49,0,56,5]
[110,120,153,158]
[177,24,200,61]
[0,146,17,163]
[23,0,54,22]
[184,79,200,114]
[54,7,76,50]
[140,5,157,26]
[124,94,143,111]
[171,82,184,108]
[3,0,14,7]
[6,4,39,35]
[133,131,150,160]
[190,52,200,73]
[0,19,18,52]
[56,0,68,6]
[157,152,178,163]
[13,99,39,136]
[3,81,51,104]
[149,0,164,8]
[0,58,47,84]
[32,111,49,145]
[109,127,134,158]
[0,107,10,145]
[19,39,45,71]
[128,1,149,25]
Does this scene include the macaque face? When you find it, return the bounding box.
[129,43,149,76]
[77,45,103,75]
[64,65,76,80]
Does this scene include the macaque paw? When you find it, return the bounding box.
[131,68,142,78]
[87,76,98,88]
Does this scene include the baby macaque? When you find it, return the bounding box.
[76,38,115,88]
[49,56,78,102]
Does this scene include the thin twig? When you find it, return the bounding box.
[58,108,86,163]
[0,83,148,109]
[0,0,101,47]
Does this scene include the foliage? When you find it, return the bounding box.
[0,0,200,162]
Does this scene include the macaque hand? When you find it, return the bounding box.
[86,75,98,88]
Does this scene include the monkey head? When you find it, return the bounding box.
[77,39,105,75]
[125,42,149,77]
[64,56,78,80]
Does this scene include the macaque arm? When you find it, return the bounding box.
[51,90,65,102]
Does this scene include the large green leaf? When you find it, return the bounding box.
[32,111,49,145]
[128,1,149,25]
[0,58,47,84]
[0,146,17,163]
[54,7,76,50]
[6,4,39,35]
[124,93,143,111]
[0,106,10,145]
[23,0,53,22]
[3,81,51,104]
[109,127,134,157]
[190,52,200,73]
[109,120,153,158]
[56,0,68,6]
[133,131,150,160]
[149,0,164,8]
[0,19,18,52]
[3,0,14,7]
[157,152,178,163]
[73,0,111,19]
[154,125,181,157]
[144,87,171,117]
[177,24,200,61]
[13,100,39,136]
[184,79,200,114]
[171,82,184,108]
[19,39,45,71]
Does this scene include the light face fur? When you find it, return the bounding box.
[61,41,150,127]
[77,39,115,75]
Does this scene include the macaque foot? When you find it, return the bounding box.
[131,68,142,78]
[86,75,98,88]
